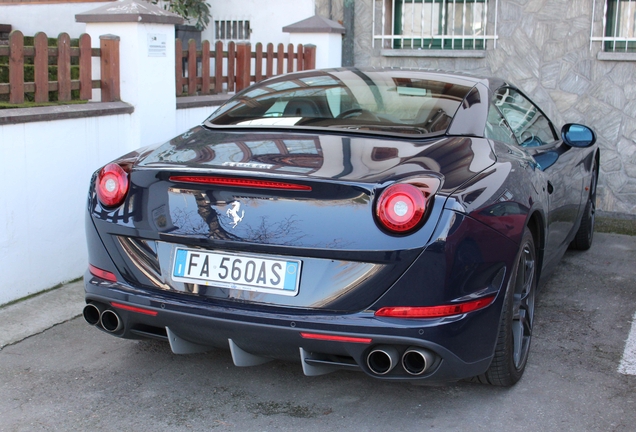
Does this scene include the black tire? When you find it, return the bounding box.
[476,228,537,386]
[570,165,597,251]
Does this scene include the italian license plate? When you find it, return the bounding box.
[172,248,301,296]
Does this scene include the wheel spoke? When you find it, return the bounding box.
[520,305,532,335]
[521,260,534,297]
[512,318,523,366]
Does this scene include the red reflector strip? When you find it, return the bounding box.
[300,332,372,344]
[88,264,117,282]
[170,176,312,191]
[374,295,496,319]
[111,302,158,316]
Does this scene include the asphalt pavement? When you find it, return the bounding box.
[1,232,635,431]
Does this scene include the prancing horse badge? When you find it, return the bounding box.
[226,201,244,228]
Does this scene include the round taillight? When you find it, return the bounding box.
[376,183,427,234]
[96,163,129,208]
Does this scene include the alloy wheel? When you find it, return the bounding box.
[512,242,536,369]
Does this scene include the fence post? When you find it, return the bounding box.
[215,41,223,94]
[228,41,236,93]
[296,44,304,71]
[304,45,316,70]
[100,35,120,102]
[79,34,92,100]
[201,40,210,95]
[9,31,24,104]
[287,44,294,73]
[255,43,263,82]
[175,38,183,96]
[276,43,284,76]
[57,33,72,102]
[187,39,197,96]
[266,43,274,79]
[34,32,48,103]
[236,42,251,92]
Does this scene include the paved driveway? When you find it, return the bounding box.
[1,233,635,431]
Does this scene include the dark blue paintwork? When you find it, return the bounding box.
[84,69,599,384]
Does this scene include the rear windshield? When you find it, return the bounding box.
[206,69,475,136]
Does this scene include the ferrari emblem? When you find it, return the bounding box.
[226,201,245,228]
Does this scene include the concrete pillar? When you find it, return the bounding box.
[283,15,345,69]
[76,0,183,149]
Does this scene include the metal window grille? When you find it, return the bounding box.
[372,0,498,50]
[590,0,636,52]
[215,20,251,41]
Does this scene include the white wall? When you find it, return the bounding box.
[0,102,224,306]
[202,0,315,46]
[0,3,102,37]
[289,32,342,69]
[0,113,133,306]
[176,106,220,134]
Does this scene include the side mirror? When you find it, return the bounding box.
[561,124,596,148]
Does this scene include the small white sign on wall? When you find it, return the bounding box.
[148,34,167,57]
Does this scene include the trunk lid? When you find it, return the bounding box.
[92,128,495,311]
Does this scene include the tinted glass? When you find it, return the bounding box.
[494,88,556,147]
[207,70,475,136]
[485,104,517,146]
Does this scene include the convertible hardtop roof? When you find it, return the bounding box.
[275,67,508,91]
[206,67,503,138]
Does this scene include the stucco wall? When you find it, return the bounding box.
[317,0,636,215]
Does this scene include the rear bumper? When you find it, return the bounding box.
[84,273,502,383]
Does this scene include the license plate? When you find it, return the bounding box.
[172,248,301,296]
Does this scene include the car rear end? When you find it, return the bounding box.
[84,129,518,382]
[84,68,521,383]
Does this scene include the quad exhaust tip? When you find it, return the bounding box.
[367,345,437,376]
[402,347,436,376]
[100,309,123,333]
[82,303,101,326]
[367,345,400,375]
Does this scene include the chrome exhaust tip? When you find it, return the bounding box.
[83,303,102,326]
[367,346,400,375]
[402,347,436,376]
[100,309,123,333]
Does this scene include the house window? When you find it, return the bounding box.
[372,0,498,50]
[604,0,636,51]
[591,0,636,53]
[215,20,250,41]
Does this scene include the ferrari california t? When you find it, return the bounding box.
[83,68,598,386]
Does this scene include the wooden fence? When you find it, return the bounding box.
[1,32,316,106]
[176,41,316,97]
[0,31,120,105]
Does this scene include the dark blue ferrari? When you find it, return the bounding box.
[83,68,598,386]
